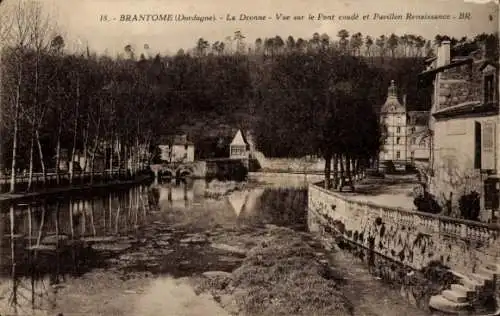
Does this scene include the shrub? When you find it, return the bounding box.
[458,191,480,221]
[385,160,396,173]
[413,192,442,214]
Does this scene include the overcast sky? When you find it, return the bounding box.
[4,0,498,56]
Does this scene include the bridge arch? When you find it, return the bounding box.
[159,168,175,179]
[176,165,194,178]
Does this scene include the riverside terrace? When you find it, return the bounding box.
[308,181,500,314]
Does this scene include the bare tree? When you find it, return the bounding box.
[5,0,39,192]
[0,4,14,178]
[27,1,53,188]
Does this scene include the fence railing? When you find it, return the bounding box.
[0,169,151,194]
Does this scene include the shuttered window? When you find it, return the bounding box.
[482,121,496,171]
[475,122,482,169]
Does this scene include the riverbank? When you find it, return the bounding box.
[0,174,153,203]
[0,177,432,316]
[43,224,431,316]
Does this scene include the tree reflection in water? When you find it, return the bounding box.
[0,184,151,315]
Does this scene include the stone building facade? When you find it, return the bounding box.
[379,81,430,170]
[419,40,499,220]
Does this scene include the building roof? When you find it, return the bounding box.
[380,80,405,114]
[230,129,248,146]
[158,134,194,146]
[432,101,499,119]
[419,58,473,78]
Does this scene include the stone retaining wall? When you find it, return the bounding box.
[308,183,500,275]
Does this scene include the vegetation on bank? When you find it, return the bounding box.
[197,227,354,316]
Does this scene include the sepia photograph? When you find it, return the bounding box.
[0,0,498,315]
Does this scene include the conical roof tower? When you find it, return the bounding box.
[380,80,405,114]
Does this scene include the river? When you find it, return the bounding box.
[0,173,323,315]
[0,173,430,316]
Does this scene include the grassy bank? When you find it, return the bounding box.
[196,226,353,316]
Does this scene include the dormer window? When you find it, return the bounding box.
[484,74,495,104]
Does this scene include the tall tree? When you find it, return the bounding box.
[387,33,399,57]
[234,30,246,54]
[376,35,387,57]
[337,29,350,52]
[286,35,295,52]
[350,32,363,56]
[195,38,209,56]
[364,35,373,56]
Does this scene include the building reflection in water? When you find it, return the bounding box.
[0,178,278,315]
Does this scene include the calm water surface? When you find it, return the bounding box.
[0,174,318,315]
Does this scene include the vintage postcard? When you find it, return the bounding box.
[0,0,499,315]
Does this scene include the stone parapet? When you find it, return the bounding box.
[308,183,500,274]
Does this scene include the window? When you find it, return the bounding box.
[396,127,401,133]
[411,137,416,145]
[474,121,482,169]
[481,121,496,170]
[396,137,401,144]
[396,151,401,159]
[231,146,245,156]
[411,127,416,133]
[484,74,495,103]
[410,151,415,158]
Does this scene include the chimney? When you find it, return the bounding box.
[437,40,450,67]
[479,41,488,60]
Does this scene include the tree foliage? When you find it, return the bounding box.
[0,2,497,192]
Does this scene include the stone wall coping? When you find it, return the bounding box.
[309,182,500,232]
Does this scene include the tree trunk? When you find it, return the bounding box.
[69,76,80,185]
[90,116,101,184]
[33,50,46,187]
[338,155,345,192]
[346,154,354,192]
[103,139,108,180]
[55,110,62,185]
[35,129,46,186]
[109,135,114,179]
[117,136,122,178]
[10,64,22,193]
[81,113,90,177]
[333,154,338,189]
[324,153,332,190]
[90,151,96,184]
[27,129,35,191]
[124,145,129,178]
[135,136,140,174]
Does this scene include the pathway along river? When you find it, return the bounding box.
[0,174,430,316]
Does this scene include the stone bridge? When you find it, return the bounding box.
[150,162,197,179]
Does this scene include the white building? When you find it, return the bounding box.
[379,80,430,171]
[158,134,195,163]
[229,130,249,159]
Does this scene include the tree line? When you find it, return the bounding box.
[0,1,497,192]
[175,30,498,60]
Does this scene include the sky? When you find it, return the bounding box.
[2,0,499,56]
